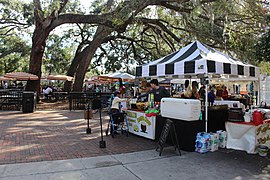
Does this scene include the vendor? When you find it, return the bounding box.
[137,82,152,102]
[149,79,170,102]
[222,86,229,100]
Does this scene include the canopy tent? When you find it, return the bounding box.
[89,73,135,84]
[135,41,260,133]
[136,41,259,79]
[106,72,135,79]
[45,75,74,81]
[4,72,39,81]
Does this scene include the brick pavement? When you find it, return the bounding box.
[0,110,157,165]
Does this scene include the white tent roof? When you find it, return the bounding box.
[105,73,135,79]
[136,41,259,79]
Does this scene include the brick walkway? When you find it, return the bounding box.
[0,110,157,165]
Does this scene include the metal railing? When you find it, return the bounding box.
[69,92,112,111]
[0,89,23,111]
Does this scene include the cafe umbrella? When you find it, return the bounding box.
[0,76,14,81]
[46,75,74,81]
[4,72,39,81]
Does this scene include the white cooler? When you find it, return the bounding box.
[160,98,201,121]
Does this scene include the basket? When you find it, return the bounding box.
[136,103,145,111]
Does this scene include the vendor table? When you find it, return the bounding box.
[126,108,228,151]
[226,122,270,154]
[228,98,248,108]
[125,109,156,140]
[155,116,204,152]
[213,100,241,108]
[202,109,228,133]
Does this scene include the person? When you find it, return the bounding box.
[190,86,200,99]
[118,78,125,97]
[182,85,192,98]
[222,86,229,100]
[137,82,152,102]
[208,87,216,105]
[198,85,206,100]
[110,91,128,114]
[148,79,170,102]
[43,85,53,99]
[4,81,8,89]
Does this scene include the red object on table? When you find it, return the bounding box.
[252,110,264,126]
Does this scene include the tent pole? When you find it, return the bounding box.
[205,84,208,133]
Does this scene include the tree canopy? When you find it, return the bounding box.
[0,0,269,92]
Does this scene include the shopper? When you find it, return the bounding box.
[208,87,216,105]
[110,91,127,114]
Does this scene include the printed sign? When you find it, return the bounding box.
[256,123,270,147]
[126,110,156,140]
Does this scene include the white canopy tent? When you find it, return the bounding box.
[136,41,260,133]
[136,41,259,80]
[105,72,135,79]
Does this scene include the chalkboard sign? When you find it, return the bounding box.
[156,119,181,156]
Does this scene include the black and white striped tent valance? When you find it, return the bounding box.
[136,41,259,78]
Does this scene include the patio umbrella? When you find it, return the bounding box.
[47,75,73,81]
[0,76,14,81]
[4,72,39,81]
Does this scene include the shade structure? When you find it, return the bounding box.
[46,75,74,81]
[0,76,14,81]
[135,41,260,133]
[136,41,259,79]
[90,73,135,83]
[4,72,39,81]
[106,72,135,79]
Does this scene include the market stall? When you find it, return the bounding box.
[133,41,261,152]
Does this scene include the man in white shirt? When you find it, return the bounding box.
[110,91,127,114]
[44,86,53,99]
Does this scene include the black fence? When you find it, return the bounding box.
[69,92,112,111]
[0,89,23,111]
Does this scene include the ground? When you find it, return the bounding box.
[36,100,69,111]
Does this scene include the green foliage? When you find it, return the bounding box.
[0,33,30,75]
[259,61,270,75]
[43,34,75,75]
[254,29,270,63]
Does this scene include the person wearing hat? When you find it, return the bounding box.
[149,79,170,102]
[110,91,128,114]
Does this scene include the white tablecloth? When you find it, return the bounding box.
[213,100,241,108]
[226,122,270,154]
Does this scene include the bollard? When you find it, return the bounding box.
[84,103,93,134]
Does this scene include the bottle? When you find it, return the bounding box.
[150,93,154,108]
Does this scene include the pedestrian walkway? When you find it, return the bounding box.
[0,110,156,165]
[0,148,269,180]
[0,110,269,180]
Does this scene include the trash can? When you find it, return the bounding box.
[22,91,36,113]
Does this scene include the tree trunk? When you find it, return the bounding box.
[63,50,86,91]
[26,27,50,93]
[72,28,113,92]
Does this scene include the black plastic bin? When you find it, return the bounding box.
[22,92,36,113]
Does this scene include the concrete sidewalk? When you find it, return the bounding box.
[0,148,269,180]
